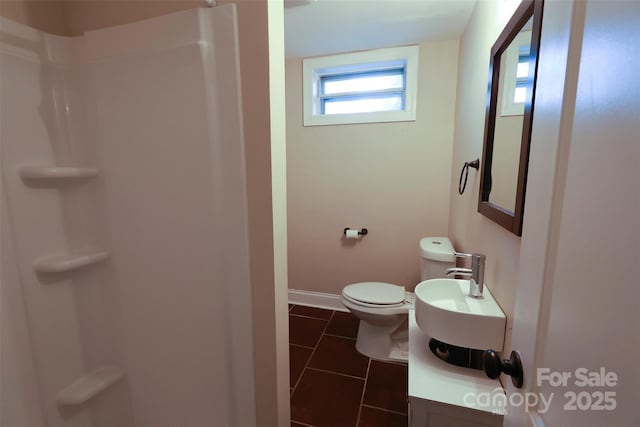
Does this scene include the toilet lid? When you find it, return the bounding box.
[342,282,406,305]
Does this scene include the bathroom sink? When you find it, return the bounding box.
[414,279,506,350]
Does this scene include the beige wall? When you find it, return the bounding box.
[61,0,202,35]
[286,40,459,295]
[1,1,283,425]
[0,0,68,35]
[448,0,523,354]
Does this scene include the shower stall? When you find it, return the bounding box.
[1,5,256,427]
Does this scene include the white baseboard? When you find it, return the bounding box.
[288,289,349,312]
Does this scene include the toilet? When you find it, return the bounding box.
[340,237,456,361]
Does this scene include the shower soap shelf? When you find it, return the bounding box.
[34,250,110,273]
[56,366,124,405]
[18,165,99,180]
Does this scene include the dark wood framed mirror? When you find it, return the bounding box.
[478,0,544,236]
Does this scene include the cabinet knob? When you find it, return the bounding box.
[483,350,524,388]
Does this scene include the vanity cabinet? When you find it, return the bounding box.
[408,311,504,427]
[408,398,503,427]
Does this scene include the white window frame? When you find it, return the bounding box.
[303,45,419,126]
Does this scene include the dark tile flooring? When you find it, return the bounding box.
[289,305,408,427]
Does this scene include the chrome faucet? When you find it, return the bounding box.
[446,252,486,298]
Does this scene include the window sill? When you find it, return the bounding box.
[303,109,416,126]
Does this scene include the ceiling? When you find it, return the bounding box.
[284,0,478,59]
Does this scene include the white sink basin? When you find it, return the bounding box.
[414,278,506,350]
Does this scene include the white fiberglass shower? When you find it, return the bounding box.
[1,5,256,427]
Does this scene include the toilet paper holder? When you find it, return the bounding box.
[343,227,368,236]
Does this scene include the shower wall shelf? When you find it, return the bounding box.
[56,366,125,406]
[33,250,110,273]
[18,165,99,180]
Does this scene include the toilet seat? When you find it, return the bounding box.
[342,282,407,308]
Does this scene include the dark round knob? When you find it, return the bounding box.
[483,350,524,388]
[483,349,503,379]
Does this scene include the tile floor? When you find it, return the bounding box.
[289,304,408,427]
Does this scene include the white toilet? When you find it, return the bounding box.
[340,237,456,361]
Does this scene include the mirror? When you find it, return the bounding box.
[478,0,543,236]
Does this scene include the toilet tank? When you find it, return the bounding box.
[419,237,456,280]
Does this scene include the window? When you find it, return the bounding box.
[303,45,419,126]
[320,68,405,115]
[513,46,531,104]
[500,30,532,117]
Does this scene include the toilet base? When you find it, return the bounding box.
[355,318,409,362]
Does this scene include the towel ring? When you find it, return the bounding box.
[458,159,480,195]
